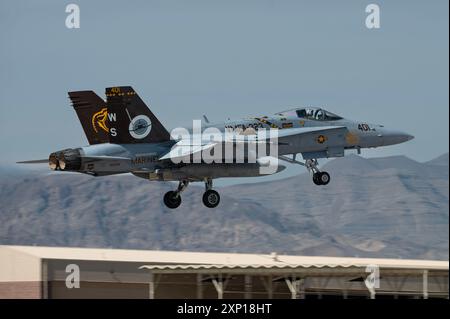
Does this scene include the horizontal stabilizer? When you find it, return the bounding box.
[16,159,48,164]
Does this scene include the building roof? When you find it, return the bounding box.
[1,245,448,270]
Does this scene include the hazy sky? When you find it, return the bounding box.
[0,0,448,166]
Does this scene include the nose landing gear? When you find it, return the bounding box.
[306,159,330,186]
[278,155,331,186]
[312,171,330,185]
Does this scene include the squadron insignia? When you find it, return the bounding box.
[92,107,109,133]
[316,135,327,144]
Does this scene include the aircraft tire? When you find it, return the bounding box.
[163,191,181,209]
[202,190,220,208]
[312,173,322,185]
[313,172,330,185]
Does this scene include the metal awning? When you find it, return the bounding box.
[139,263,448,276]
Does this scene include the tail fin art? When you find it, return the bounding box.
[105,86,170,144]
[68,91,110,145]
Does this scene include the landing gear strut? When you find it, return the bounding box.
[163,180,188,209]
[202,178,220,208]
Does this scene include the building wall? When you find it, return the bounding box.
[0,281,41,299]
[48,281,149,299]
[0,247,42,298]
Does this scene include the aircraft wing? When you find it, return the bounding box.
[159,142,216,161]
[159,126,347,162]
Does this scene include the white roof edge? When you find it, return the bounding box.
[1,245,448,270]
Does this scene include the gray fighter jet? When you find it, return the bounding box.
[18,86,414,209]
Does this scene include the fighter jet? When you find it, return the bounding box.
[18,86,414,209]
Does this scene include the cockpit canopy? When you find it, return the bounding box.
[275,107,343,121]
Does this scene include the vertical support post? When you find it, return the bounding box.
[293,281,298,299]
[260,275,274,299]
[285,276,303,299]
[423,270,429,299]
[149,272,155,299]
[244,275,252,299]
[268,275,273,299]
[212,274,224,299]
[197,273,203,299]
[41,260,48,299]
[298,278,305,299]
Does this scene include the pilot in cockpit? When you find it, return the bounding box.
[315,109,324,120]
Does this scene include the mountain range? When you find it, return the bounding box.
[0,153,448,260]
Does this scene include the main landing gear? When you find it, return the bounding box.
[202,178,220,208]
[163,180,188,209]
[163,178,221,209]
[278,155,331,186]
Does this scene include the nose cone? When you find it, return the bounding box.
[382,129,414,146]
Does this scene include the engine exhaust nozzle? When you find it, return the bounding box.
[49,153,58,170]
